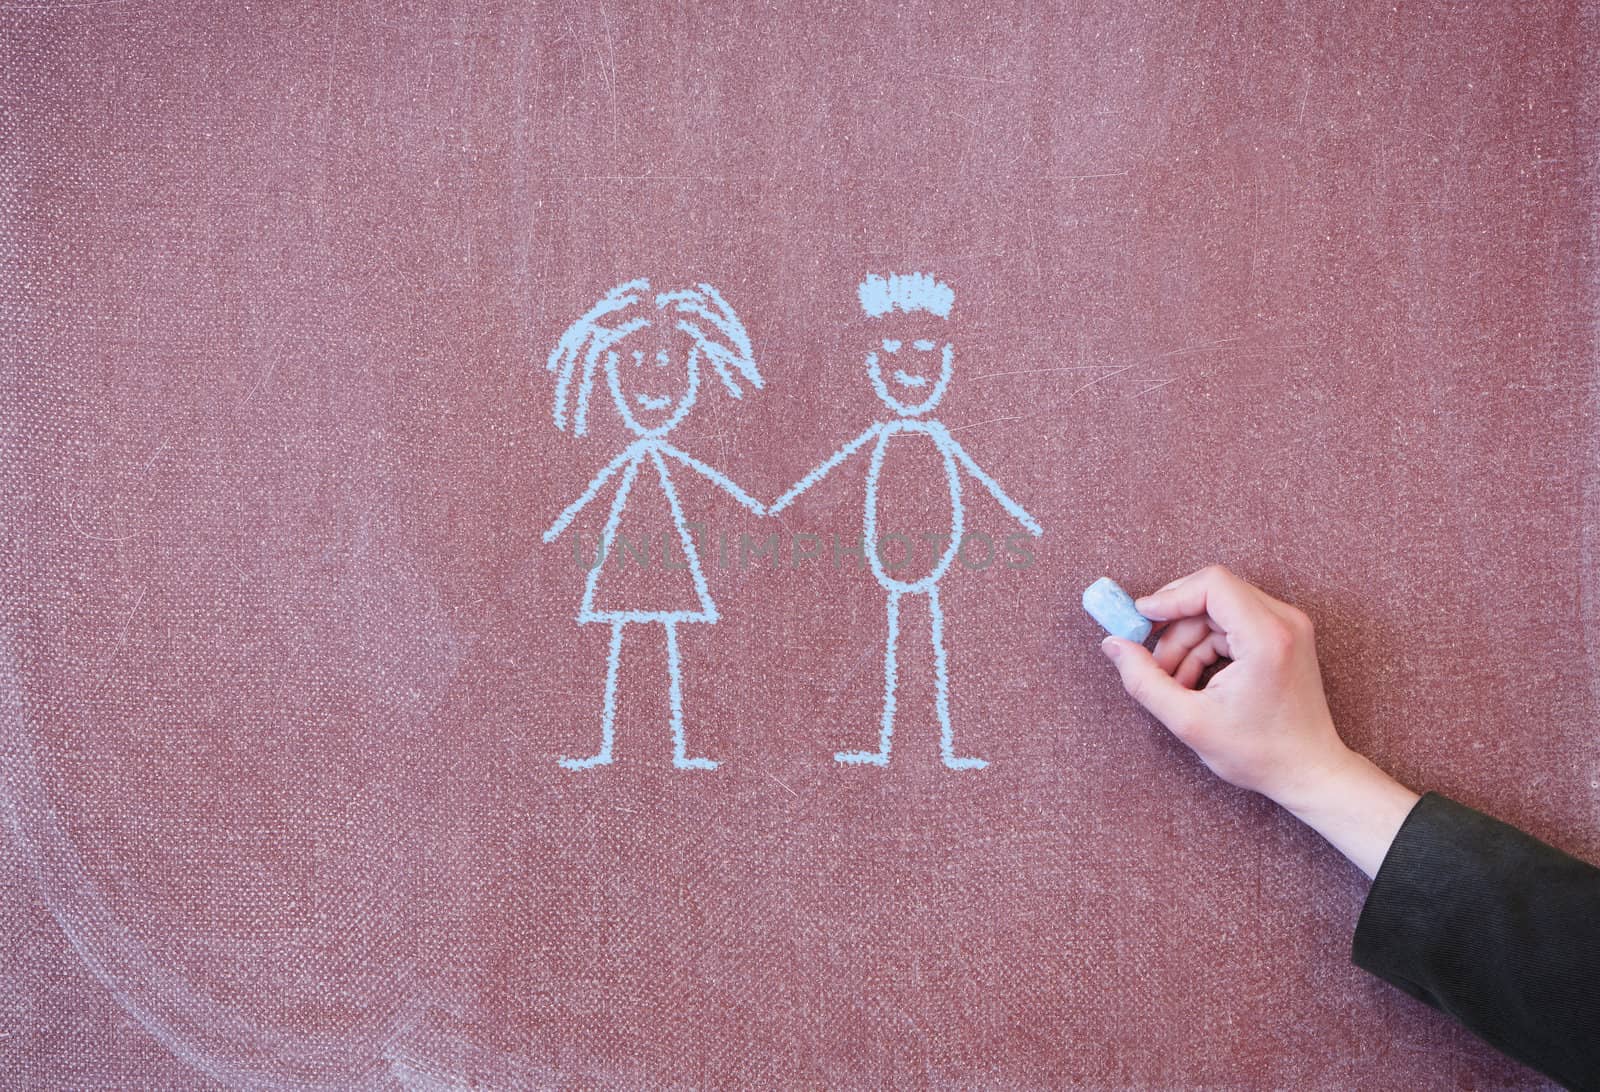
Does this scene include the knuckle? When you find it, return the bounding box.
[1259,619,1296,661]
[1166,712,1203,740]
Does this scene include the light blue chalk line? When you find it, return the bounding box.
[939,421,1043,537]
[835,422,983,768]
[776,272,1045,769]
[549,278,651,434]
[545,279,764,772]
[931,585,986,769]
[568,447,720,626]
[686,327,759,400]
[657,284,754,363]
[556,444,726,768]
[863,421,964,596]
[576,452,645,623]
[560,620,624,770]
[542,440,646,544]
[867,344,954,417]
[605,342,700,439]
[835,589,900,766]
[857,272,954,319]
[796,418,1029,769]
[658,283,761,397]
[664,620,715,769]
[548,280,648,433]
[768,424,883,515]
[572,320,649,435]
[657,443,765,515]
[647,445,721,626]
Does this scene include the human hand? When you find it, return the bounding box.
[1099,565,1418,877]
[1098,564,1349,809]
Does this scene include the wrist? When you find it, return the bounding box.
[1277,748,1421,879]
[1267,739,1365,817]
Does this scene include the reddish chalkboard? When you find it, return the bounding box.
[3,3,1596,1088]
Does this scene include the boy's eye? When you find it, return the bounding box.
[631,350,645,366]
[913,339,937,351]
[882,339,901,353]
[655,350,670,367]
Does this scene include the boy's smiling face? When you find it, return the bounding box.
[866,317,953,417]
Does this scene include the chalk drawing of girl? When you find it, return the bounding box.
[541,279,764,770]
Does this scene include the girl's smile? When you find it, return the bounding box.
[615,343,692,434]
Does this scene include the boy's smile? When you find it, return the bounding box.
[883,337,942,390]
[866,328,954,417]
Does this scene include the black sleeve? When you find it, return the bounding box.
[1351,791,1600,1091]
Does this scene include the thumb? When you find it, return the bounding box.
[1101,636,1192,729]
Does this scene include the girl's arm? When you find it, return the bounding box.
[542,444,641,542]
[656,445,765,515]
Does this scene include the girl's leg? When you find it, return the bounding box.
[559,620,625,770]
[932,585,987,770]
[836,589,901,766]
[666,621,718,770]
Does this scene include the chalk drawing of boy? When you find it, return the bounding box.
[770,273,1042,770]
[542,279,764,770]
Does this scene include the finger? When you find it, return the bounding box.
[1102,636,1194,730]
[1152,616,1213,674]
[1134,565,1276,642]
[1145,614,1224,644]
[1174,633,1229,689]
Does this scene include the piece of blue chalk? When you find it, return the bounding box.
[1082,577,1153,644]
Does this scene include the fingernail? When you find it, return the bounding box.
[1100,636,1122,661]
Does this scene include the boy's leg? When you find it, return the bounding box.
[932,585,987,770]
[560,620,624,770]
[836,589,902,766]
[666,621,718,770]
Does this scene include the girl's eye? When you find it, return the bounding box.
[882,339,901,353]
[632,350,645,366]
[655,351,670,367]
[913,339,937,351]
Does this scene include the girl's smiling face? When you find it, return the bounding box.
[606,325,699,437]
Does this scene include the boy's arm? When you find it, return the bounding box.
[944,436,1043,537]
[657,445,764,515]
[769,425,881,514]
[542,444,639,542]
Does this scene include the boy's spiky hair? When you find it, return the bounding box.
[857,272,954,319]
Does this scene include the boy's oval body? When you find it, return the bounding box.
[865,420,963,594]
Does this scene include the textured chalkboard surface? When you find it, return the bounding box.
[3,3,1596,1088]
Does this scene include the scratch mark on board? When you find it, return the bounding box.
[764,770,800,799]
